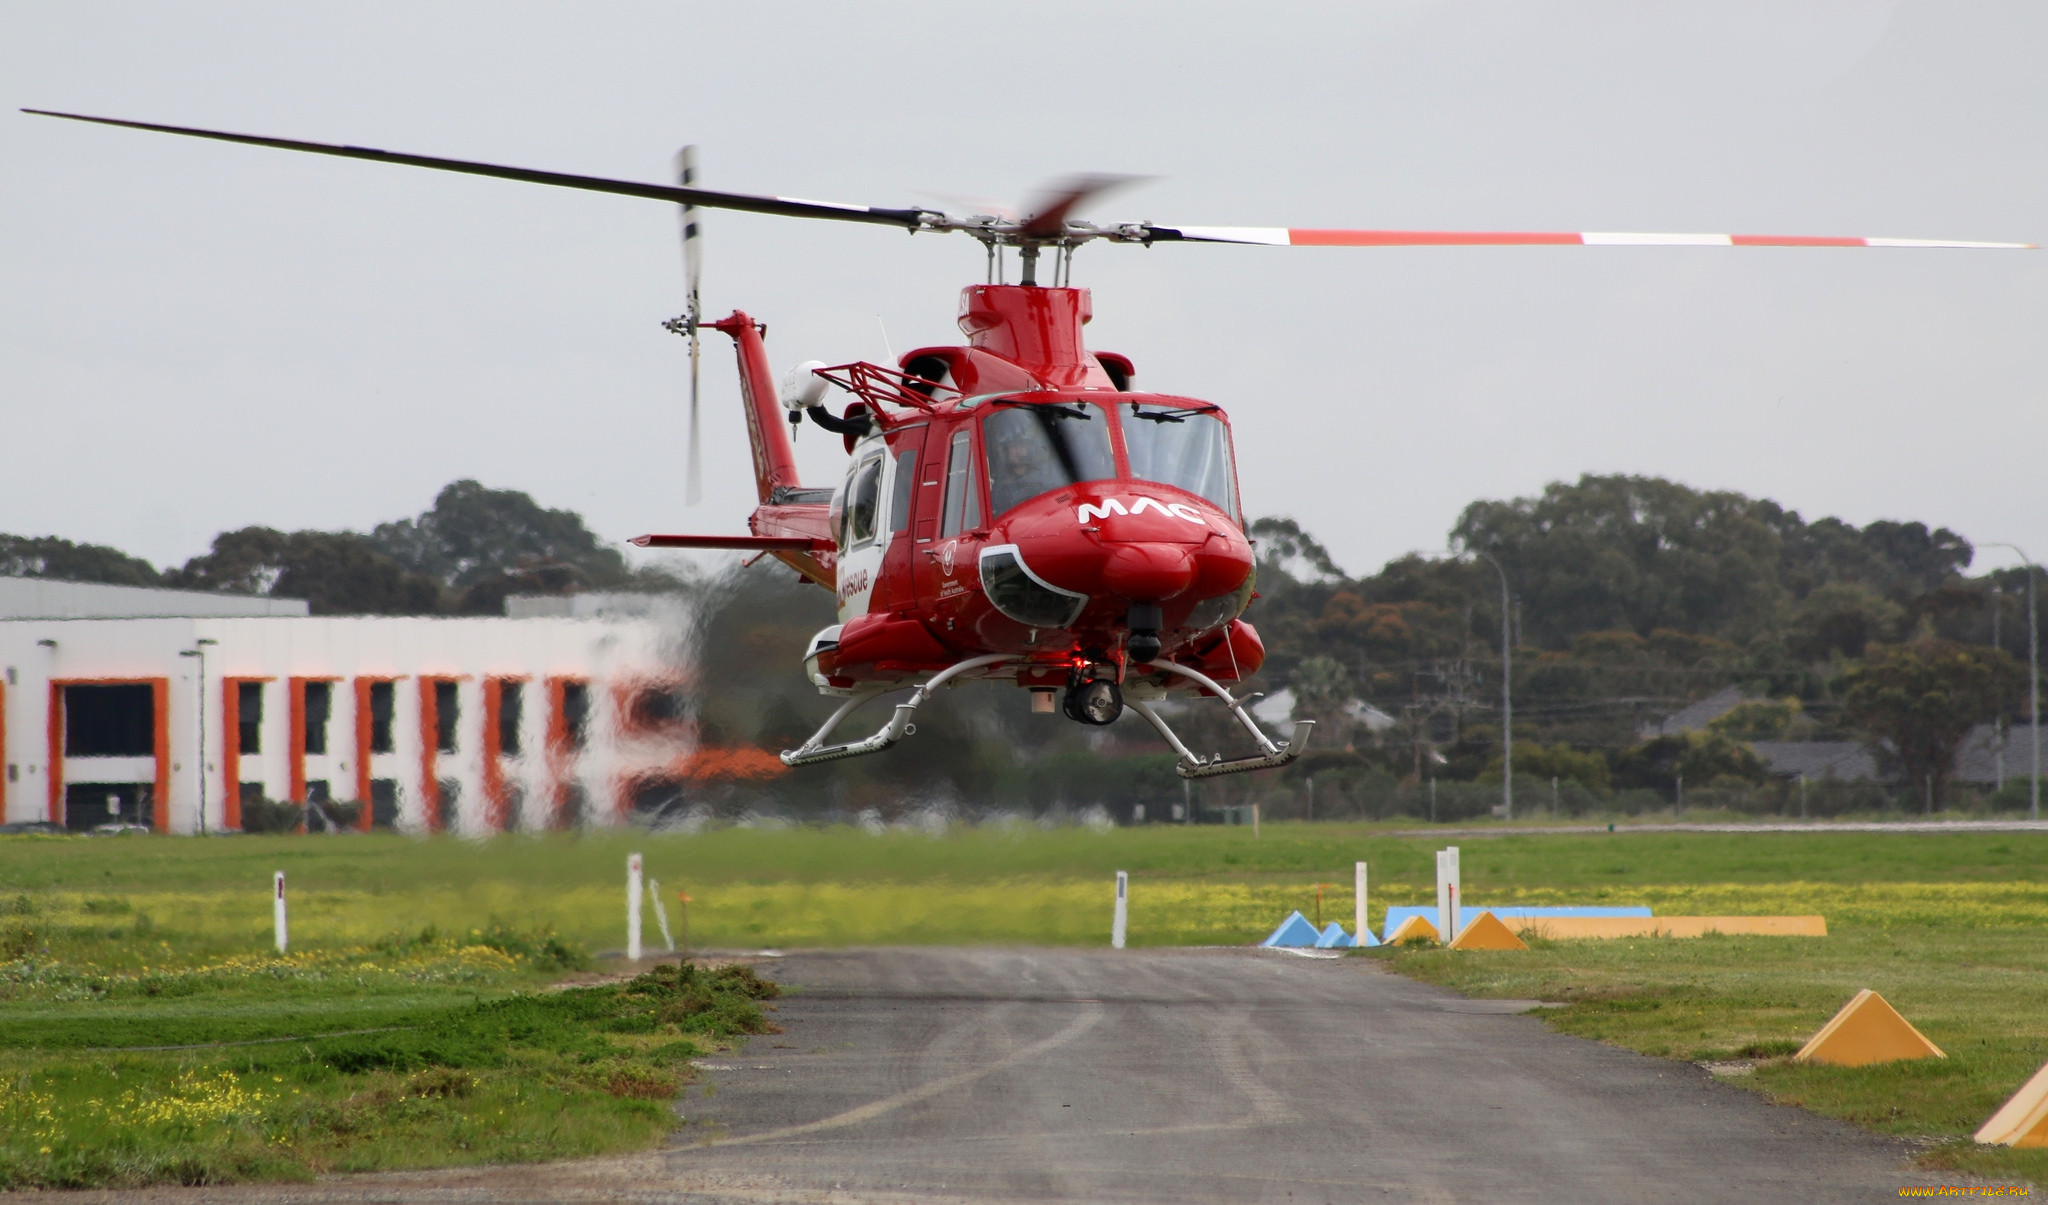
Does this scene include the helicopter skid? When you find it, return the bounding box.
[780,653,1016,768]
[1128,699,1315,779]
[1128,660,1315,780]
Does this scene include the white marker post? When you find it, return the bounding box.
[273,871,288,954]
[1354,861,1368,947]
[648,877,676,953]
[1435,851,1447,943]
[1112,871,1129,949]
[627,853,644,962]
[1436,846,1461,944]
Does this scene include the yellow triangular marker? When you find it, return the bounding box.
[1794,989,1945,1067]
[1976,1060,2048,1147]
[1448,911,1529,951]
[1386,914,1439,944]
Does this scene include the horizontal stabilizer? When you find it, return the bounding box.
[630,534,834,551]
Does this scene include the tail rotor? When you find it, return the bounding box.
[676,145,703,505]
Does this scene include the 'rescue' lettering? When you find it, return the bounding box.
[1076,496,1208,526]
[836,568,871,606]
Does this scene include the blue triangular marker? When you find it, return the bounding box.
[1314,922,1357,949]
[1259,910,1322,947]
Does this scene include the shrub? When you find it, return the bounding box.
[406,1067,476,1098]
[1,925,40,961]
[238,798,304,833]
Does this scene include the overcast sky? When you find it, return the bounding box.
[4,2,2042,581]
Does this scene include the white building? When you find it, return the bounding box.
[0,582,694,834]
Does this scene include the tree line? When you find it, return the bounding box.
[8,472,2038,817]
[1,481,656,615]
[1249,474,2037,813]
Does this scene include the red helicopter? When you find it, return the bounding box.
[26,109,2035,777]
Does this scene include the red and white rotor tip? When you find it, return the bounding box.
[1156,226,2035,249]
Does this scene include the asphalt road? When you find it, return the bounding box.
[65,947,1969,1204]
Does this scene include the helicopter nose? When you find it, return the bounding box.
[1100,541,1198,601]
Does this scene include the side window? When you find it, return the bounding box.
[369,681,395,753]
[238,682,264,755]
[434,681,459,754]
[303,682,331,755]
[940,430,981,537]
[845,457,883,547]
[889,446,917,535]
[498,681,523,756]
[62,684,154,756]
[561,682,590,751]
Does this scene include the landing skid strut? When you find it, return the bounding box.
[780,652,1309,779]
[780,654,1016,768]
[1129,660,1314,779]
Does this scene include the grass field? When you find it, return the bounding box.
[3,821,2046,1186]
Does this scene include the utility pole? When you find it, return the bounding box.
[1463,549,1514,822]
[1981,544,2039,822]
[1994,586,2006,789]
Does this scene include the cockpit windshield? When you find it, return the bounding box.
[983,402,1116,516]
[1122,403,1237,517]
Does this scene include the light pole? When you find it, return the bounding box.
[1993,585,2006,789]
[1457,548,1514,822]
[179,638,218,835]
[1980,544,2039,822]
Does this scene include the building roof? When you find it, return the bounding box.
[0,576,308,619]
[1955,722,2046,785]
[1749,740,1879,781]
[1642,685,1752,738]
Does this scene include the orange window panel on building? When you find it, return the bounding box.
[418,676,466,832]
[546,676,591,829]
[220,677,273,832]
[481,676,529,831]
[352,677,402,833]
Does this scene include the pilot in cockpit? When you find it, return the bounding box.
[991,428,1062,510]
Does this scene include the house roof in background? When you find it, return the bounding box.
[1750,741,1879,782]
[1643,685,1752,737]
[1954,722,2044,785]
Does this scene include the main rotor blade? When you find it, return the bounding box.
[23,109,929,231]
[1147,225,2035,249]
[37,110,2028,254]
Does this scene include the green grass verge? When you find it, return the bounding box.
[6,824,2047,951]
[0,912,779,1190]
